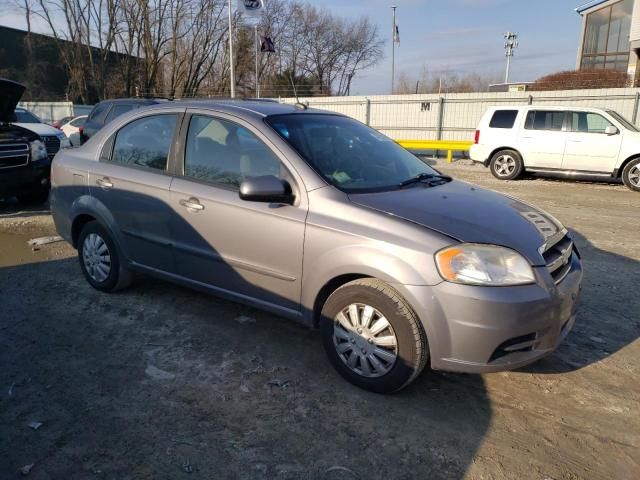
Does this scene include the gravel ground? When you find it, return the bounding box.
[1,164,639,480]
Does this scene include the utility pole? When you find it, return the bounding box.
[255,24,260,98]
[504,32,519,84]
[391,5,397,94]
[228,0,235,98]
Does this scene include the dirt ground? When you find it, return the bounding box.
[1,163,638,480]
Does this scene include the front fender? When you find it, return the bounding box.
[301,241,443,323]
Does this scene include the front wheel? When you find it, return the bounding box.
[320,279,429,393]
[489,149,524,180]
[622,158,640,192]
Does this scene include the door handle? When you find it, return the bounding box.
[179,197,205,211]
[567,139,583,143]
[96,177,113,189]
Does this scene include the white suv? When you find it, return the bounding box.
[470,106,640,192]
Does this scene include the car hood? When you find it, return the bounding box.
[349,180,565,265]
[0,78,26,122]
[13,122,62,136]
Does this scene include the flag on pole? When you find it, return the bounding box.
[260,36,276,53]
[394,25,400,44]
[237,0,265,18]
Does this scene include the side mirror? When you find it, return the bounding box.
[605,125,619,135]
[239,175,293,204]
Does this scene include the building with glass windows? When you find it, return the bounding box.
[576,0,640,80]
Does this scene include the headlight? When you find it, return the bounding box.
[435,244,535,286]
[30,140,48,162]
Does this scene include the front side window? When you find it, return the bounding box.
[105,104,134,124]
[110,114,177,171]
[184,115,282,188]
[89,103,110,123]
[570,112,614,133]
[265,114,439,193]
[489,110,518,129]
[525,111,566,131]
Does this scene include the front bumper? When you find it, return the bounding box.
[0,163,50,198]
[398,251,583,373]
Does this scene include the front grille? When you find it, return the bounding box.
[542,234,574,284]
[0,143,29,169]
[41,135,61,156]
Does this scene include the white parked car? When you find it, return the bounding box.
[60,115,87,146]
[470,106,640,192]
[13,107,71,158]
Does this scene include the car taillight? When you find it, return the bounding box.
[474,130,480,144]
[79,127,84,135]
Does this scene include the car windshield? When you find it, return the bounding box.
[607,110,639,132]
[265,114,439,193]
[14,109,41,124]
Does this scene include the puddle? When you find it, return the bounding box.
[0,230,53,267]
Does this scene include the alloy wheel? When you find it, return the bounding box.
[332,303,398,378]
[494,155,516,177]
[629,165,640,187]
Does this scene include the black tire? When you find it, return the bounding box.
[320,279,429,393]
[489,149,524,180]
[77,221,132,292]
[16,188,49,205]
[621,158,640,192]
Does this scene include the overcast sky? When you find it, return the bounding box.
[1,0,588,95]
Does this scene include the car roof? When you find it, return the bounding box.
[98,98,166,106]
[142,99,337,119]
[488,105,609,113]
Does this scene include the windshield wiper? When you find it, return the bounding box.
[399,173,452,188]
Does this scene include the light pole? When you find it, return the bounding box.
[391,5,397,94]
[228,0,236,98]
[504,32,519,84]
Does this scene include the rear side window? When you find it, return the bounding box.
[110,114,177,171]
[525,110,566,131]
[489,110,518,129]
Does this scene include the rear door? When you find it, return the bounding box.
[88,111,182,273]
[168,111,308,312]
[518,110,568,168]
[562,111,622,173]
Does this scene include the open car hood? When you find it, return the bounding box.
[0,78,26,122]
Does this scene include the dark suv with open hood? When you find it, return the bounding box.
[0,78,52,204]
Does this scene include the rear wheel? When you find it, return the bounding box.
[622,158,640,192]
[489,149,524,180]
[320,279,428,393]
[77,221,132,292]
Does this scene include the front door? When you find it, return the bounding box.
[88,113,180,273]
[518,110,568,168]
[169,112,307,312]
[562,111,622,173]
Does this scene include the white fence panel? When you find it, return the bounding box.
[282,88,640,142]
[18,101,74,123]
